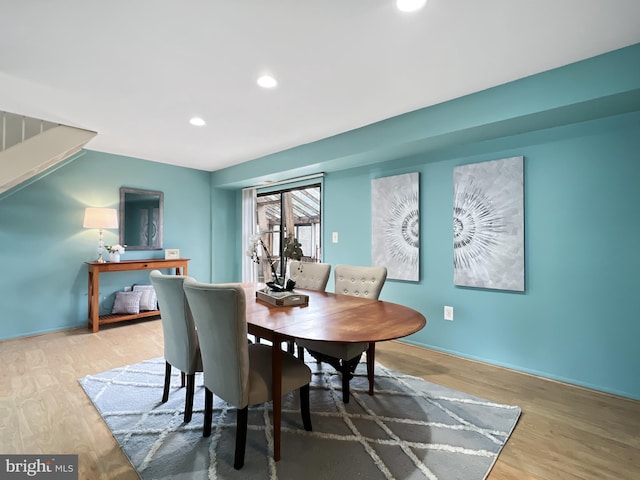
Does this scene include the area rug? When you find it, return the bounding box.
[79,355,520,480]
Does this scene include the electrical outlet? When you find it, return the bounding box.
[444,305,454,321]
[332,232,339,243]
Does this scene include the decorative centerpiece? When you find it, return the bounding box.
[247,233,308,306]
[105,244,125,263]
[247,233,303,292]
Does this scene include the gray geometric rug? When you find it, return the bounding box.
[79,355,520,480]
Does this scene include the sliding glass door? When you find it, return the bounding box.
[255,184,321,283]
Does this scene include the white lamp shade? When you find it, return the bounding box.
[83,208,118,229]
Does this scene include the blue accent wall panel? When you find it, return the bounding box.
[0,151,211,340]
[215,111,640,400]
[209,186,238,283]
[319,112,640,400]
[205,45,640,399]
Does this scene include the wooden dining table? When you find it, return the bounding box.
[242,283,427,461]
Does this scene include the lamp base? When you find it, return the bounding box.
[96,255,106,263]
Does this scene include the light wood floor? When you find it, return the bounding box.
[1,319,638,479]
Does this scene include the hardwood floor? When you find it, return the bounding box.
[376,341,640,480]
[1,320,638,479]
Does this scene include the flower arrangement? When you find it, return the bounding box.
[247,233,303,291]
[105,244,125,254]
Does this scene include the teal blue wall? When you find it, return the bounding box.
[209,184,238,283]
[318,112,640,400]
[219,113,640,400]
[208,44,640,399]
[213,112,640,400]
[0,151,211,340]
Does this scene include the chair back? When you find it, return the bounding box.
[334,264,387,299]
[149,270,201,374]
[289,261,331,291]
[183,279,250,408]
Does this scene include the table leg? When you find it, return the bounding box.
[88,269,100,333]
[177,262,188,276]
[87,270,93,330]
[271,332,283,461]
[367,342,375,395]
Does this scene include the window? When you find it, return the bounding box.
[255,184,321,283]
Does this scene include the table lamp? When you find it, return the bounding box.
[83,207,118,263]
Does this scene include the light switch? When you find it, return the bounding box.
[332,232,339,243]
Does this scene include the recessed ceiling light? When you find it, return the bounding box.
[189,117,206,126]
[257,75,278,89]
[396,0,427,13]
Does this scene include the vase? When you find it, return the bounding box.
[109,252,121,263]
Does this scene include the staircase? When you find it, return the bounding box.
[0,111,97,197]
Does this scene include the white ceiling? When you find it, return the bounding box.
[1,0,639,172]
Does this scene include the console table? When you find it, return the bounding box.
[86,258,189,333]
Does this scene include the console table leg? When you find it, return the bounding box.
[88,269,100,333]
[87,272,92,331]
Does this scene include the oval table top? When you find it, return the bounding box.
[243,283,426,344]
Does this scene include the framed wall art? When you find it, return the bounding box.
[453,156,524,291]
[372,172,420,281]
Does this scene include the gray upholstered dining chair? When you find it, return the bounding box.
[149,270,203,423]
[289,260,331,292]
[288,260,332,355]
[296,264,387,403]
[182,278,312,470]
[289,261,331,357]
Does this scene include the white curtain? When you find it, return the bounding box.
[241,187,257,282]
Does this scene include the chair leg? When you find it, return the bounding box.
[307,348,324,366]
[347,353,362,375]
[180,371,186,388]
[299,384,312,431]
[184,373,195,423]
[234,407,249,470]
[341,360,351,403]
[310,349,342,372]
[367,342,375,396]
[297,345,305,360]
[162,362,171,403]
[203,388,213,437]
